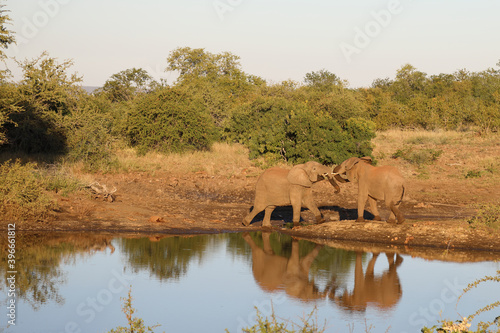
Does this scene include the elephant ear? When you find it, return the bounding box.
[287,165,313,188]
[360,156,373,165]
[345,157,361,171]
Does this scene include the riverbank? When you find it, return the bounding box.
[4,130,500,252]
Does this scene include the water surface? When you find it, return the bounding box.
[1,232,499,333]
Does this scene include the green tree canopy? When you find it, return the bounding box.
[99,68,158,102]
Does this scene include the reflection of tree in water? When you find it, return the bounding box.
[117,235,217,281]
[0,233,115,310]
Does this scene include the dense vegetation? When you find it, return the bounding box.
[2,47,499,167]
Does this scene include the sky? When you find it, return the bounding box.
[3,0,500,88]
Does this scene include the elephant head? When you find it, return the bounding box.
[288,161,341,193]
[333,156,373,182]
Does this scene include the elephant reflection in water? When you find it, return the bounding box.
[243,232,323,302]
[331,252,403,312]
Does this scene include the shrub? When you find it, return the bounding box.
[422,270,500,332]
[236,305,327,333]
[227,97,293,162]
[467,203,500,230]
[228,97,375,164]
[126,88,219,155]
[107,288,161,333]
[465,169,482,179]
[284,110,345,164]
[392,147,443,166]
[64,95,116,171]
[0,160,55,221]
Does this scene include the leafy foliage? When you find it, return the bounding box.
[0,160,55,221]
[107,288,161,333]
[392,147,443,166]
[423,270,500,332]
[126,87,219,154]
[235,305,327,333]
[98,68,158,102]
[4,52,83,154]
[467,203,500,230]
[0,44,499,170]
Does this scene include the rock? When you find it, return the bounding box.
[149,216,165,223]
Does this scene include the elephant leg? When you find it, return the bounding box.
[262,206,276,228]
[368,197,381,221]
[356,190,368,222]
[302,190,324,224]
[366,253,379,277]
[243,203,266,226]
[389,202,405,224]
[290,187,303,225]
[291,203,302,225]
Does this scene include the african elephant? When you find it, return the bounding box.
[333,156,405,224]
[242,232,324,301]
[331,251,403,312]
[243,161,340,227]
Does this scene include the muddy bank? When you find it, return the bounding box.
[6,168,499,255]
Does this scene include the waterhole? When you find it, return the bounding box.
[1,232,499,332]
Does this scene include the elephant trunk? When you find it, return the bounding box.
[322,172,341,194]
[332,165,350,183]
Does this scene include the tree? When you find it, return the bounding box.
[4,52,83,153]
[126,87,219,154]
[304,69,344,90]
[0,1,15,61]
[100,68,157,102]
[166,47,256,127]
[0,2,16,144]
[391,64,427,103]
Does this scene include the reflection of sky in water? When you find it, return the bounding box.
[3,235,499,333]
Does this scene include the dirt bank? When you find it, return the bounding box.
[11,164,500,253]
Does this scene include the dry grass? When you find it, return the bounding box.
[114,142,257,176]
[373,129,500,184]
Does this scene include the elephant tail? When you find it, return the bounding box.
[396,185,405,205]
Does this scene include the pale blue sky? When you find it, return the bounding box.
[4,0,500,87]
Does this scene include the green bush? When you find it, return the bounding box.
[227,97,293,162]
[392,147,443,166]
[228,96,375,164]
[468,203,500,230]
[0,160,55,221]
[64,95,116,171]
[126,88,219,155]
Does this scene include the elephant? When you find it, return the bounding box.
[333,156,405,224]
[243,161,340,227]
[242,232,324,301]
[330,251,403,312]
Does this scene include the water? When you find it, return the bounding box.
[1,232,499,333]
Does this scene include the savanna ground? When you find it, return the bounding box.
[8,130,500,254]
